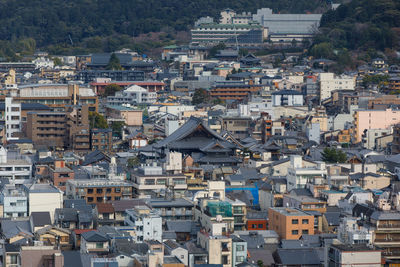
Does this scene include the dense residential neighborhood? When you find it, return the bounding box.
[0,4,399,267]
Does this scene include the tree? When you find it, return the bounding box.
[104,83,122,96]
[106,53,123,70]
[111,121,126,138]
[208,43,226,58]
[257,260,264,267]
[89,112,108,129]
[127,156,140,168]
[192,88,209,105]
[321,147,347,163]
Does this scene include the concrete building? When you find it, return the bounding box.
[91,128,113,152]
[306,123,320,144]
[25,183,63,222]
[66,179,134,204]
[131,165,187,198]
[354,108,400,142]
[107,85,157,106]
[124,206,162,242]
[197,230,233,267]
[5,97,21,140]
[106,105,143,126]
[328,243,381,267]
[231,236,247,266]
[253,8,322,42]
[319,73,355,101]
[0,185,28,218]
[0,146,32,184]
[268,207,314,240]
[271,90,304,106]
[361,128,392,149]
[286,155,327,191]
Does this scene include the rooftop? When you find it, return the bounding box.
[269,207,313,217]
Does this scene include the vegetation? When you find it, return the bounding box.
[192,88,209,105]
[104,84,123,97]
[106,53,123,70]
[0,0,326,58]
[89,112,108,129]
[111,121,126,138]
[127,156,141,168]
[321,147,347,163]
[362,74,389,87]
[311,0,400,65]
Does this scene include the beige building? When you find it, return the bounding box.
[106,105,143,126]
[197,231,232,267]
[25,184,63,222]
[328,243,381,267]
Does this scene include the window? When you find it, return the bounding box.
[302,229,309,234]
[106,188,112,193]
[115,188,121,193]
[96,197,103,202]
[10,254,18,264]
[236,245,244,251]
[292,230,299,235]
[292,219,299,224]
[96,188,103,194]
[236,256,245,263]
[87,197,93,202]
[87,189,93,194]
[258,224,263,228]
[302,219,309,224]
[252,224,257,228]
[96,242,104,248]
[222,256,228,265]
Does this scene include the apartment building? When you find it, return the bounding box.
[66,179,134,204]
[268,207,314,240]
[91,128,113,152]
[5,97,21,140]
[197,230,233,267]
[107,84,157,105]
[328,243,381,267]
[124,206,162,242]
[0,185,28,218]
[210,82,262,101]
[146,198,194,222]
[27,105,91,150]
[370,211,400,261]
[131,165,187,198]
[15,83,98,112]
[319,73,355,101]
[49,160,75,192]
[354,108,400,142]
[0,146,32,184]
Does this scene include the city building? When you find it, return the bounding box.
[354,108,400,142]
[253,8,322,42]
[106,105,143,126]
[0,185,28,218]
[328,243,381,267]
[107,85,157,106]
[91,128,113,152]
[124,206,162,242]
[0,146,32,184]
[319,73,356,101]
[268,207,314,240]
[66,179,134,204]
[5,97,21,140]
[272,90,304,106]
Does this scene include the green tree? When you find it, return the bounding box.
[257,260,264,267]
[111,121,126,138]
[192,88,209,105]
[208,43,226,58]
[106,53,123,70]
[127,156,140,168]
[104,84,122,96]
[321,148,347,163]
[89,112,108,129]
[310,42,334,59]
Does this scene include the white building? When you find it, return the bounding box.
[0,185,28,218]
[32,57,54,69]
[124,206,162,242]
[107,85,157,106]
[319,73,355,101]
[25,183,63,222]
[361,128,392,150]
[287,155,327,191]
[0,146,32,184]
[338,217,372,245]
[272,90,304,106]
[5,97,21,140]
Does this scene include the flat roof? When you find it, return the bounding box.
[269,207,312,217]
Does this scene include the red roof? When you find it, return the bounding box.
[74,229,92,235]
[96,203,115,213]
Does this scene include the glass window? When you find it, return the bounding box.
[292,230,299,235]
[302,229,309,234]
[96,242,104,248]
[302,219,309,224]
[292,219,299,224]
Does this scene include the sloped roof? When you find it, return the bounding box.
[31,212,51,227]
[276,248,321,265]
[81,231,109,242]
[166,220,193,233]
[155,117,224,148]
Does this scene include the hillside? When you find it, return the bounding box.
[311,0,400,63]
[0,0,326,58]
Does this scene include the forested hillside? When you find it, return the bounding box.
[311,0,400,62]
[0,0,325,57]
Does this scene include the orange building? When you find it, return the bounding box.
[268,207,314,240]
[210,84,262,101]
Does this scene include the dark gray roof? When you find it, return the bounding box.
[240,232,264,249]
[31,212,51,227]
[276,248,321,265]
[162,231,177,240]
[147,198,194,208]
[63,251,83,267]
[271,89,303,95]
[324,212,341,226]
[1,219,32,239]
[81,231,109,242]
[248,248,275,266]
[166,220,193,233]
[155,117,224,148]
[55,208,78,222]
[371,211,400,221]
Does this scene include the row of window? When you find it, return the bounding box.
[292,219,309,224]
[87,196,121,202]
[292,229,308,235]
